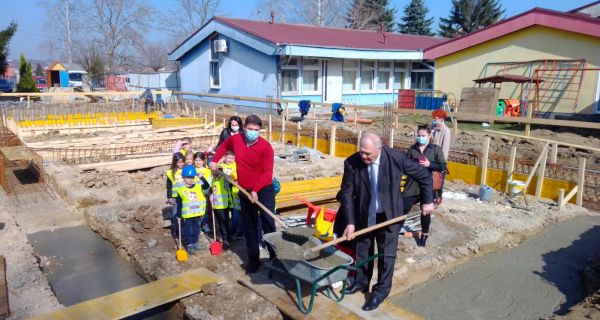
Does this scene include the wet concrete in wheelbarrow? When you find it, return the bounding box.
[28,225,177,319]
[391,215,600,320]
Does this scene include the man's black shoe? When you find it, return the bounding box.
[345,284,368,295]
[362,296,382,311]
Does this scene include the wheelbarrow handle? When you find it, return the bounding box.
[309,214,409,252]
[216,169,288,229]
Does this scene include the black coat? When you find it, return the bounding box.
[403,143,447,197]
[339,146,434,230]
[216,128,243,149]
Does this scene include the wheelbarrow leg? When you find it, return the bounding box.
[294,277,318,315]
[325,281,347,302]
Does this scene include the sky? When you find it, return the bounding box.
[0,0,590,61]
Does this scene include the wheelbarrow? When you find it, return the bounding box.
[263,231,382,315]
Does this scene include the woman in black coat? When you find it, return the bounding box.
[215,116,243,149]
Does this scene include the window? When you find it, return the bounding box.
[209,35,220,88]
[393,61,408,90]
[281,56,299,94]
[360,60,375,91]
[343,59,358,92]
[410,60,434,90]
[377,61,391,91]
[302,58,320,93]
[411,72,433,89]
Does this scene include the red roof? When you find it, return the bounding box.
[214,17,446,51]
[424,8,600,60]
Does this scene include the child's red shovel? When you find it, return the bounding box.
[209,208,222,256]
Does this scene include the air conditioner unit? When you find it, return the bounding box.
[213,39,228,53]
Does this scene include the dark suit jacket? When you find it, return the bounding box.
[339,146,434,230]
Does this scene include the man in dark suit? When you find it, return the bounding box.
[339,132,434,311]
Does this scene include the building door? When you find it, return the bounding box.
[324,60,342,103]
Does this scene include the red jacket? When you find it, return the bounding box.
[212,134,274,193]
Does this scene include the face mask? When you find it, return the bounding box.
[245,129,259,142]
[417,136,429,145]
[432,120,439,126]
[231,125,239,132]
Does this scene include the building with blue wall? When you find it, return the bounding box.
[169,17,446,109]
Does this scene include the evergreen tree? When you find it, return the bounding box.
[16,54,38,92]
[398,0,434,35]
[0,22,17,76]
[347,0,396,32]
[35,63,44,77]
[438,0,504,38]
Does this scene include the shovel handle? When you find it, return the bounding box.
[309,213,409,252]
[218,170,288,229]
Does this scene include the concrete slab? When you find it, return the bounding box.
[391,215,600,320]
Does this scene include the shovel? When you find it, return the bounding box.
[176,218,188,262]
[209,206,222,256]
[217,171,288,229]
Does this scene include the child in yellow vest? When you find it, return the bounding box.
[194,152,213,234]
[212,151,235,250]
[173,165,210,254]
[223,153,244,241]
[166,152,185,239]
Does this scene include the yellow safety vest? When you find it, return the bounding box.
[166,168,182,185]
[176,184,207,218]
[212,163,236,210]
[222,163,241,211]
[197,167,212,185]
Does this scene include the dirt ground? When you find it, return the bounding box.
[0,193,62,319]
[552,256,600,320]
[42,156,596,319]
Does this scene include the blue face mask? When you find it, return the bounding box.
[432,120,439,126]
[245,129,259,142]
[417,136,429,145]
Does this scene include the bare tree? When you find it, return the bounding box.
[138,42,169,72]
[162,0,220,42]
[39,0,80,63]
[85,0,154,73]
[254,0,348,27]
[75,40,105,81]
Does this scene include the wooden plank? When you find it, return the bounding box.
[558,189,565,210]
[330,126,336,156]
[339,294,424,320]
[30,268,224,320]
[480,137,490,186]
[505,146,517,194]
[484,130,600,153]
[313,123,318,150]
[0,256,9,320]
[238,275,360,320]
[577,158,586,206]
[524,144,549,188]
[535,147,548,197]
[78,156,172,172]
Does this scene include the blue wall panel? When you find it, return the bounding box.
[340,93,395,106]
[178,33,278,109]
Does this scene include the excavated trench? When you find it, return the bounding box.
[390,215,600,320]
[28,225,178,319]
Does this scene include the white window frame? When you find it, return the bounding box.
[393,61,409,90]
[281,56,300,95]
[209,34,220,89]
[360,60,376,93]
[301,58,321,95]
[377,61,393,93]
[342,59,359,94]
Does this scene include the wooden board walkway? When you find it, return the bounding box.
[239,271,423,320]
[28,268,224,320]
[0,256,9,320]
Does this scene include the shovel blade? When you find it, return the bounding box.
[210,241,222,256]
[176,249,188,262]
